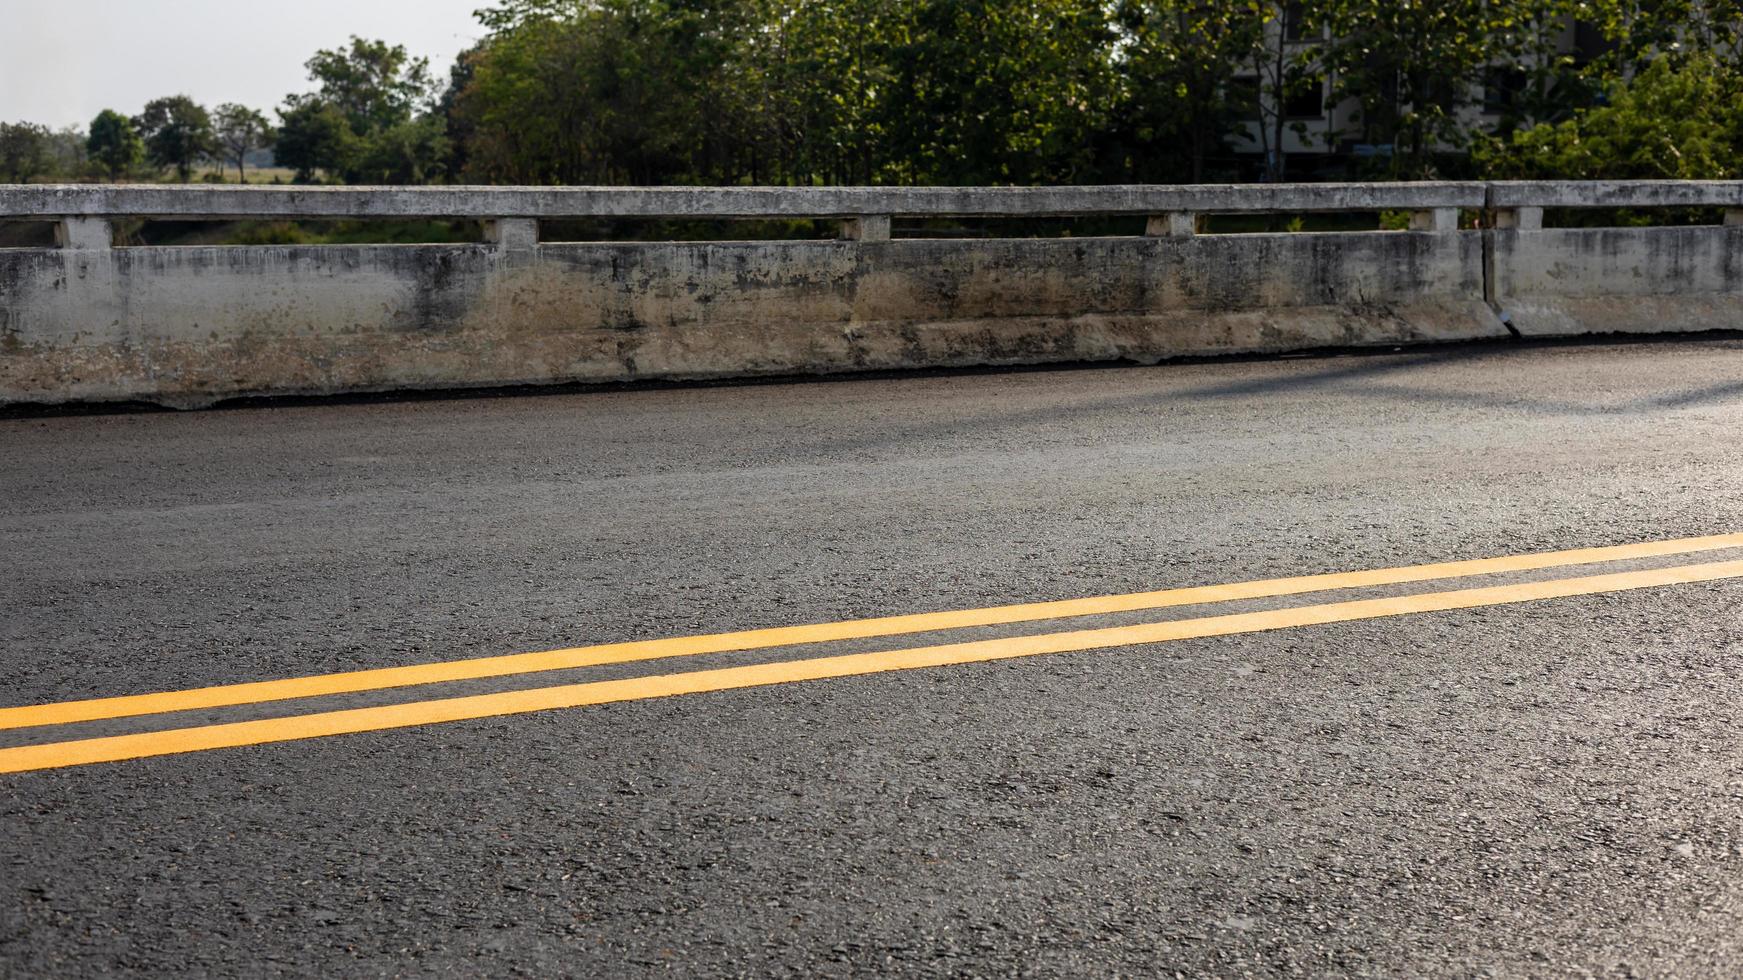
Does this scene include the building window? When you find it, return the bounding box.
[1283,3,1310,41]
[1284,82,1323,120]
[1483,68,1528,112]
[1573,20,1615,66]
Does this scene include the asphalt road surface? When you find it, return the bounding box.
[5,337,1743,977]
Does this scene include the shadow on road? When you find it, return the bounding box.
[781,334,1743,458]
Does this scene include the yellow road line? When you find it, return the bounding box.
[3,558,1739,774]
[3,532,1740,732]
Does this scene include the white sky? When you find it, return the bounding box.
[0,0,484,129]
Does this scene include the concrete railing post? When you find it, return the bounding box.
[484,218,539,252]
[840,215,891,241]
[1724,209,1743,226]
[55,217,112,250]
[1409,208,1459,232]
[1494,206,1542,231]
[1145,213,1196,238]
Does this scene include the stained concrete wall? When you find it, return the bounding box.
[1490,227,1743,337]
[2,181,1741,407]
[0,232,1498,406]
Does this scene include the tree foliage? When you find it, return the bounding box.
[457,1,747,184]
[86,109,145,179]
[134,96,218,181]
[0,121,54,182]
[1579,0,1743,74]
[275,101,360,182]
[10,0,1743,188]
[1314,0,1502,176]
[731,0,899,184]
[214,104,273,181]
[1478,53,1743,178]
[456,0,1125,186]
[278,36,448,183]
[302,37,435,134]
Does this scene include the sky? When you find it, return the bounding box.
[0,0,484,129]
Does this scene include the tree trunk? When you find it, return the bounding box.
[1267,27,1288,181]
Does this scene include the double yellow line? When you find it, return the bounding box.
[3,533,1741,774]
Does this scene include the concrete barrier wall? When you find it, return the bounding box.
[1491,227,1743,337]
[0,233,1496,406]
[1,181,1739,406]
[1482,181,1743,338]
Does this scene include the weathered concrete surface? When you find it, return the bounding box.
[9,179,1743,407]
[0,232,1499,407]
[1,181,1486,219]
[1491,226,1743,337]
[1488,180,1743,209]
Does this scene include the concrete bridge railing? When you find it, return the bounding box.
[2,181,1740,406]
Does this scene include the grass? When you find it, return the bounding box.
[187,165,300,185]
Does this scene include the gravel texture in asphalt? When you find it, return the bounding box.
[4,338,1743,977]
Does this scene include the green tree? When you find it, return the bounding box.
[450,0,1696,189]
[86,109,144,179]
[436,43,485,177]
[1106,2,1269,182]
[1478,53,1743,179]
[1316,0,1491,176]
[282,36,449,184]
[134,96,218,181]
[728,0,900,184]
[350,115,452,183]
[274,100,359,182]
[302,36,434,134]
[1242,3,1331,181]
[0,121,53,182]
[213,104,273,182]
[459,0,736,184]
[879,0,1120,184]
[1483,0,1598,132]
[460,0,1125,187]
[45,126,90,177]
[1579,0,1743,76]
